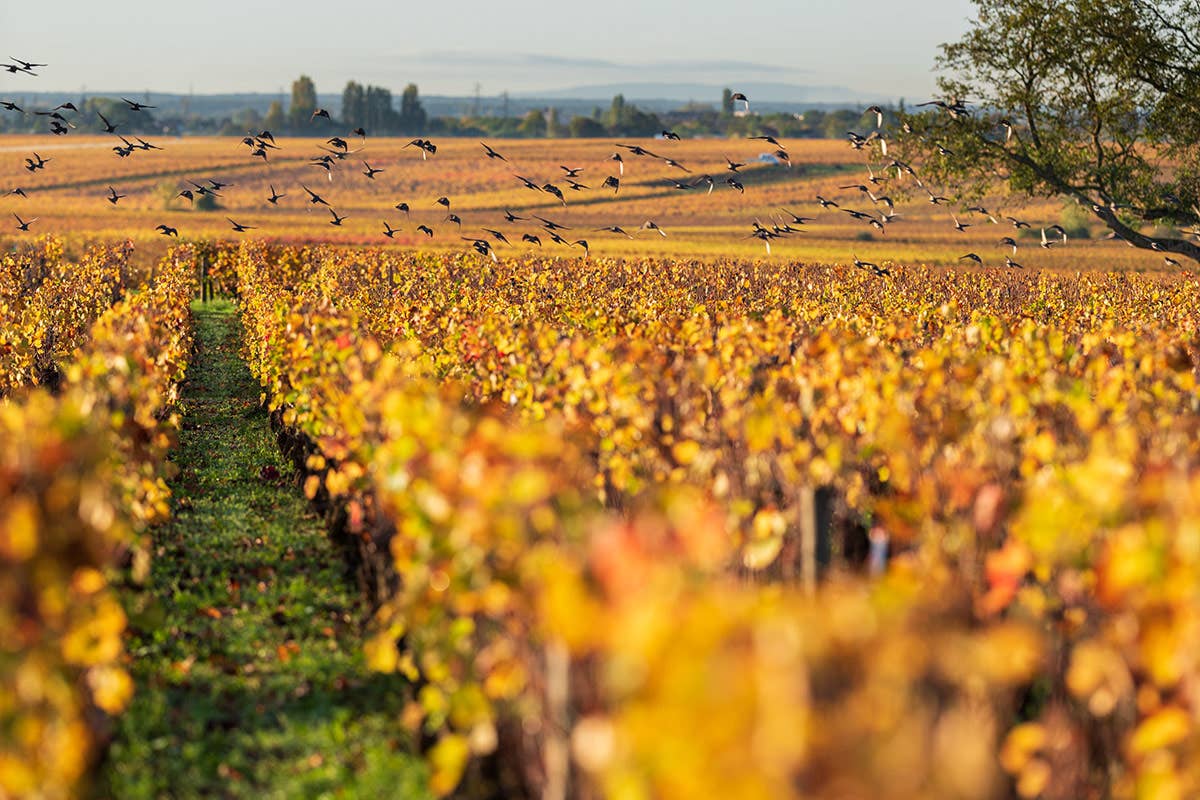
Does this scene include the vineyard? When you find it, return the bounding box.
[227,244,1200,799]
[5,227,1195,798]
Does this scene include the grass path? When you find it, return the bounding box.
[96,300,430,800]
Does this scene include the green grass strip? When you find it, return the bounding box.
[96,300,430,800]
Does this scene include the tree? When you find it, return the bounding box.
[288,75,318,129]
[721,87,734,116]
[398,83,426,133]
[900,0,1200,263]
[342,81,365,129]
[568,115,607,138]
[518,109,545,138]
[545,107,562,138]
[263,100,285,132]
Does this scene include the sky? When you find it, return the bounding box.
[0,0,976,100]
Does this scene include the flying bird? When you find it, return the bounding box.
[481,142,507,161]
[121,97,156,111]
[106,186,125,205]
[12,213,36,231]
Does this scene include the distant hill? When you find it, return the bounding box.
[516,81,880,105]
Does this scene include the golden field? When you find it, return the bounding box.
[0,135,1175,268]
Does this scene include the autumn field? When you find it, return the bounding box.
[0,135,1174,269]
[2,116,1199,800]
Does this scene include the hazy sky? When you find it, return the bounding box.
[1,1,976,99]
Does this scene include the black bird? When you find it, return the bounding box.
[404,138,437,159]
[852,254,890,277]
[395,202,410,215]
[1000,237,1018,255]
[10,58,47,71]
[781,209,815,225]
[533,215,570,231]
[156,224,178,237]
[417,224,434,237]
[447,213,463,229]
[864,105,884,129]
[106,186,125,205]
[724,156,744,172]
[515,175,542,192]
[227,217,256,233]
[727,177,745,193]
[616,143,660,158]
[572,239,590,258]
[952,214,971,232]
[383,221,400,238]
[135,137,162,151]
[362,161,384,180]
[521,233,542,246]
[662,157,690,172]
[311,108,331,120]
[24,152,50,171]
[121,97,156,111]
[661,130,681,140]
[966,205,997,223]
[352,127,367,141]
[177,189,194,204]
[774,149,791,167]
[9,187,28,198]
[748,228,775,254]
[463,237,499,263]
[301,185,329,206]
[258,130,276,144]
[1,101,24,113]
[959,252,983,265]
[503,209,526,223]
[542,183,567,205]
[481,228,511,245]
[694,175,715,194]
[12,213,35,231]
[267,185,285,205]
[53,102,78,113]
[748,134,781,147]
[1006,256,1025,269]
[565,179,588,191]
[731,92,749,111]
[640,220,667,237]
[481,142,507,161]
[610,152,624,175]
[436,196,451,210]
[560,165,584,178]
[668,180,692,190]
[1005,215,1031,229]
[328,209,348,226]
[601,175,620,194]
[96,110,118,133]
[595,225,633,239]
[327,136,349,150]
[209,178,231,190]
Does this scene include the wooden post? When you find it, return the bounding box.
[799,487,816,595]
[543,639,569,800]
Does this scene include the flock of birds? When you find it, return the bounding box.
[2,57,1174,271]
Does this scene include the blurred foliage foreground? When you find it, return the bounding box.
[223,242,1200,799]
[1,239,197,797]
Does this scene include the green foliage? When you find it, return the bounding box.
[97,302,431,800]
[287,75,317,129]
[568,115,607,138]
[398,83,426,133]
[898,0,1200,261]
